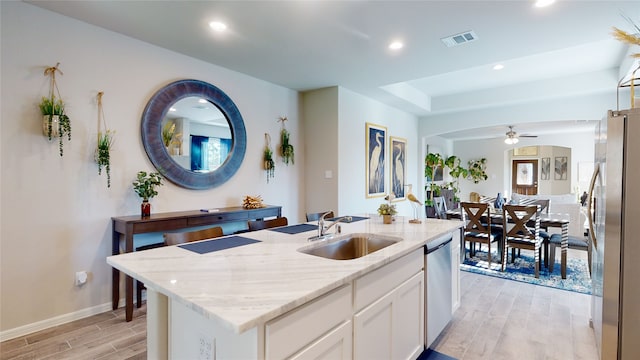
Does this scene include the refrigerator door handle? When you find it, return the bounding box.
[587,164,600,249]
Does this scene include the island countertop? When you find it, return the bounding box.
[107,216,462,334]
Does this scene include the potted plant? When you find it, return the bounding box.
[40,95,71,156]
[444,155,468,205]
[467,158,488,184]
[377,203,397,224]
[96,130,114,188]
[132,171,163,217]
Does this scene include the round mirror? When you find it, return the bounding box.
[141,79,246,189]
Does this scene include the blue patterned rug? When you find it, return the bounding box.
[461,249,592,294]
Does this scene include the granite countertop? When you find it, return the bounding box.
[107,215,462,334]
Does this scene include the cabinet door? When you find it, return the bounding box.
[353,290,394,360]
[451,229,461,312]
[290,321,352,360]
[393,272,424,360]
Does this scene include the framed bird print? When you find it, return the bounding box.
[366,123,386,198]
[390,137,407,201]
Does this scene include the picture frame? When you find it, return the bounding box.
[390,136,407,201]
[366,123,386,198]
[516,162,534,185]
[554,156,567,180]
[541,157,550,180]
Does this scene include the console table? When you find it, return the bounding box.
[111,205,282,321]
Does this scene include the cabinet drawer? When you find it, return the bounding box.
[266,284,352,360]
[249,208,280,219]
[133,219,188,233]
[187,212,247,226]
[354,248,423,312]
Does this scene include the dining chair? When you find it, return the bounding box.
[136,226,225,307]
[548,233,591,276]
[247,217,288,231]
[434,196,448,219]
[461,202,503,266]
[501,204,543,278]
[306,211,334,222]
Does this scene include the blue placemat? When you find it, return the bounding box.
[326,216,369,223]
[269,223,318,234]
[179,236,260,254]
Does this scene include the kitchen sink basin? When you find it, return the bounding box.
[298,233,401,260]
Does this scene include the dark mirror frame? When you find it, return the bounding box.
[141,79,246,189]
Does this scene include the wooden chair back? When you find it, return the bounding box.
[502,204,540,243]
[163,226,224,246]
[469,192,480,202]
[248,217,288,231]
[461,202,491,234]
[434,197,447,219]
[306,211,334,222]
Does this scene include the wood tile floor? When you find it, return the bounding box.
[433,271,599,360]
[2,251,598,360]
[0,305,147,360]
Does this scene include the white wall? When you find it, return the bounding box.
[337,88,419,217]
[0,2,302,335]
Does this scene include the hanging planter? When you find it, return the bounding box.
[467,158,488,184]
[40,63,71,156]
[95,92,114,188]
[278,116,294,165]
[264,133,275,183]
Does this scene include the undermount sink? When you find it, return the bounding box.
[298,233,401,260]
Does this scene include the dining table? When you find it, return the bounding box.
[446,208,570,279]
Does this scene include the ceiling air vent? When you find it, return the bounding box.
[441,30,478,47]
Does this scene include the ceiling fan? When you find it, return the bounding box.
[504,125,537,144]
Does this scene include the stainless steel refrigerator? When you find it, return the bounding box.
[589,108,640,359]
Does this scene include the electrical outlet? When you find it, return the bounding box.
[198,333,214,360]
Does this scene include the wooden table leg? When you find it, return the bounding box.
[561,224,568,279]
[112,224,120,310]
[126,275,134,322]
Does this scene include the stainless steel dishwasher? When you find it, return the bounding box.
[424,234,453,348]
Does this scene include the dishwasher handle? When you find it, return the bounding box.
[425,235,453,255]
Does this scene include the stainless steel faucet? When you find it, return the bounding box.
[317,211,352,237]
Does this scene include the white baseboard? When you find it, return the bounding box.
[0,298,127,342]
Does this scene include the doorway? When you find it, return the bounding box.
[512,159,538,195]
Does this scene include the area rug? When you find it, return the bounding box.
[460,249,592,294]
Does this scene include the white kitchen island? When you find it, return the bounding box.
[107,215,462,359]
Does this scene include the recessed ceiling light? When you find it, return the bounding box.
[198,99,208,103]
[209,21,227,32]
[493,64,504,70]
[534,0,555,8]
[169,107,176,112]
[389,41,404,50]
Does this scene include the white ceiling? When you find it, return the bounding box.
[27,0,640,139]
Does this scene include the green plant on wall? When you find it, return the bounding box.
[424,152,443,206]
[40,63,71,157]
[278,116,294,165]
[96,130,114,187]
[444,155,468,203]
[467,158,488,184]
[264,133,275,183]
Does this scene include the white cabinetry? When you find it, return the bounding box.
[353,249,424,360]
[451,229,461,312]
[266,284,352,360]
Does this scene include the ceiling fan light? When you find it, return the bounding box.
[504,137,519,145]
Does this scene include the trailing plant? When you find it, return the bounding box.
[278,116,294,165]
[467,158,488,184]
[96,130,114,187]
[424,152,443,206]
[444,155,468,203]
[40,63,71,157]
[132,171,163,201]
[264,133,275,183]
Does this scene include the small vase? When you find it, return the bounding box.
[141,200,151,217]
[382,214,392,224]
[42,115,60,138]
